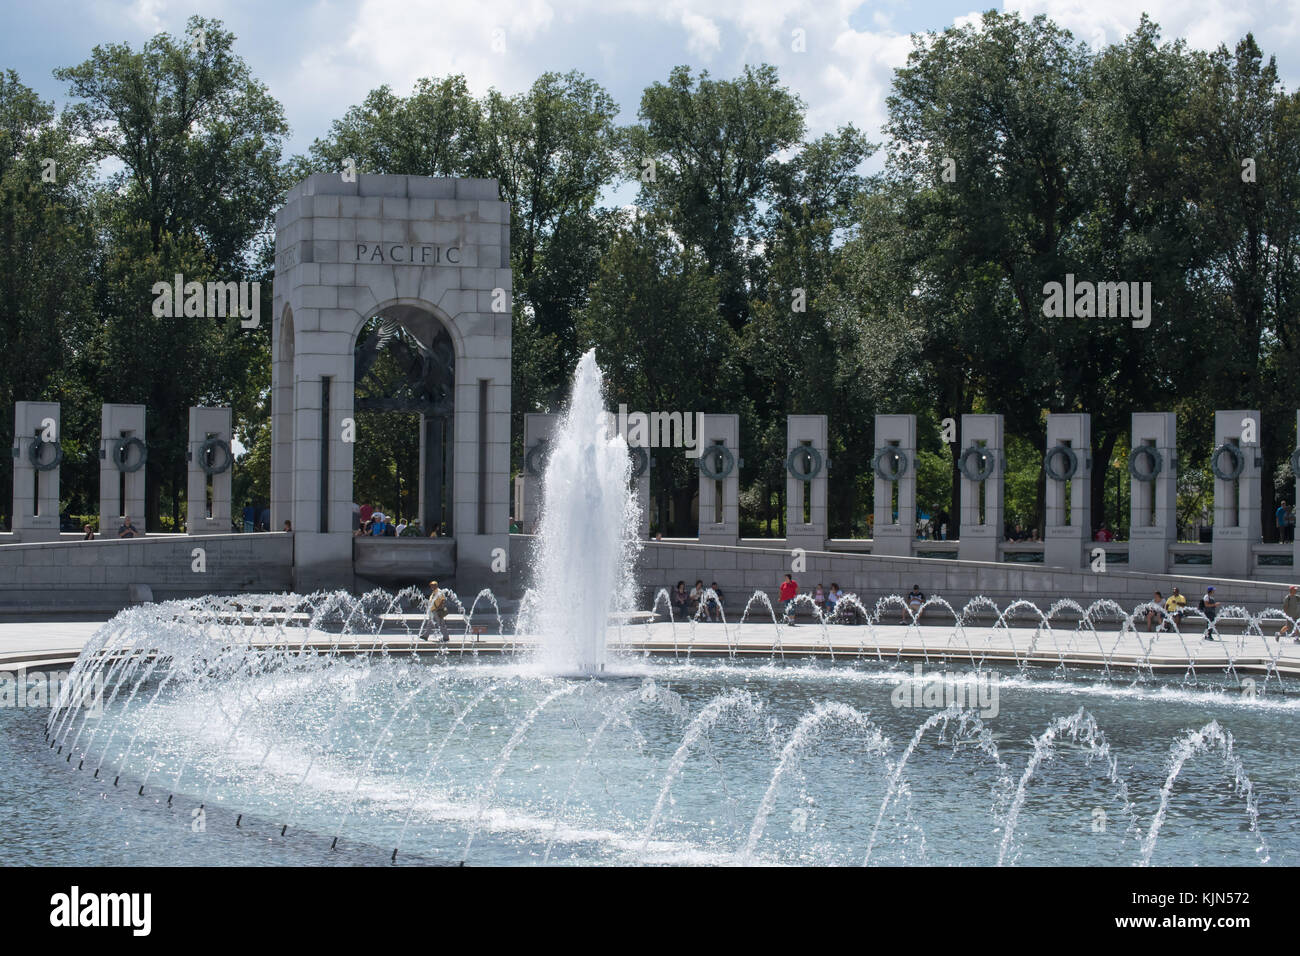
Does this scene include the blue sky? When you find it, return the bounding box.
[4,0,1299,166]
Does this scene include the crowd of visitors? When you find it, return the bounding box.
[347,503,445,537]
[670,579,726,621]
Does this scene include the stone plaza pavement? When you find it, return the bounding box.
[3,616,1299,678]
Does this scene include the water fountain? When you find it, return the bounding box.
[7,352,1299,867]
[520,348,641,675]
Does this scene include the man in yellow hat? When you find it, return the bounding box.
[420,579,450,642]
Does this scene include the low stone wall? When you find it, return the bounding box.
[0,533,294,612]
[625,539,1292,617]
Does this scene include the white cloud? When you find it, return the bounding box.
[33,0,1300,163]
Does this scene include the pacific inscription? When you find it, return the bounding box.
[353,243,461,265]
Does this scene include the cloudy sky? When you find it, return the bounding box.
[5,0,1299,167]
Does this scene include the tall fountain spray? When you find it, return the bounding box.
[524,349,641,674]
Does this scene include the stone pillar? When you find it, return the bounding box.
[958,414,1004,562]
[270,306,295,533]
[451,368,511,595]
[785,415,828,552]
[1211,409,1261,578]
[628,434,651,539]
[99,404,147,537]
[1128,412,1177,573]
[872,414,916,556]
[1044,413,1092,570]
[11,401,61,541]
[521,412,557,535]
[697,414,739,544]
[186,406,234,535]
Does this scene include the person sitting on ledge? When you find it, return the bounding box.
[707,582,724,622]
[671,580,689,619]
[1279,585,1300,641]
[118,516,138,538]
[903,584,925,624]
[1146,590,1165,632]
[827,583,842,619]
[283,520,292,532]
[1200,586,1219,640]
[1164,587,1186,629]
[83,523,94,540]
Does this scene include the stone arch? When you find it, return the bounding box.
[351,299,459,534]
[270,173,512,593]
[350,297,466,364]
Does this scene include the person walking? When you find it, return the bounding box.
[779,574,799,625]
[1200,586,1219,641]
[420,579,450,642]
[1280,585,1300,641]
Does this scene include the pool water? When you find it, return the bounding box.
[6,654,1298,866]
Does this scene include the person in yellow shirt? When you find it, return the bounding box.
[1163,587,1187,631]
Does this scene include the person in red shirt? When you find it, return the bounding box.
[779,574,799,625]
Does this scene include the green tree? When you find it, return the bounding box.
[56,15,287,528]
[0,71,98,526]
[577,213,738,532]
[631,64,805,330]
